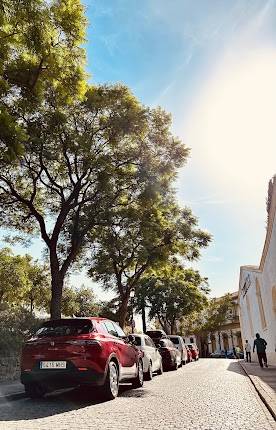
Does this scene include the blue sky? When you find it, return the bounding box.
[3,0,276,302]
[84,0,276,298]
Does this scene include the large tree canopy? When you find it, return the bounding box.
[89,196,211,328]
[0,0,87,159]
[0,83,188,319]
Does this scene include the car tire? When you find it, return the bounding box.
[145,361,153,381]
[132,359,143,388]
[25,383,46,399]
[157,361,163,375]
[101,361,119,400]
[173,360,178,371]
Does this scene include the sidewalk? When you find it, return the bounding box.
[0,380,25,400]
[240,361,276,420]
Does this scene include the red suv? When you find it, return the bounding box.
[21,317,144,400]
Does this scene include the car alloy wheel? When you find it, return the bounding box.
[109,362,119,397]
[101,361,119,400]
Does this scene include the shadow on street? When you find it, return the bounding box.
[0,383,147,422]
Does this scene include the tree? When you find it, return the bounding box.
[24,259,50,313]
[0,0,87,159]
[61,285,100,317]
[89,195,211,329]
[0,247,48,309]
[136,264,209,334]
[0,84,176,319]
[182,294,233,354]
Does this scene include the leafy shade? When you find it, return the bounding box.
[0,0,87,159]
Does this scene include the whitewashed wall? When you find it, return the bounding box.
[239,177,276,366]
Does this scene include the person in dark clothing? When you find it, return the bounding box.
[253,333,268,368]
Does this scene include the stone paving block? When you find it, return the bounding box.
[0,359,275,430]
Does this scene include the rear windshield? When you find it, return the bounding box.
[35,319,93,337]
[146,331,164,338]
[169,337,179,344]
[133,336,142,346]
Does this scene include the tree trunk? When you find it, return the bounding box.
[141,302,146,333]
[50,271,64,320]
[118,294,129,329]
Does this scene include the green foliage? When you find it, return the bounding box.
[0,304,43,356]
[136,263,209,334]
[61,285,100,317]
[183,293,233,336]
[0,247,49,311]
[0,0,87,158]
[0,81,193,319]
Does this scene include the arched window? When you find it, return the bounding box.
[272,286,276,316]
[256,279,267,329]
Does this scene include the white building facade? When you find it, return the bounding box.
[239,176,276,365]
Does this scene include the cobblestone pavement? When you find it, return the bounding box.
[0,359,275,430]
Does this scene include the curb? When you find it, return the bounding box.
[239,362,276,421]
[0,391,26,402]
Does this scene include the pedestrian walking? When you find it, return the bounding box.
[245,340,251,362]
[253,333,268,368]
[232,346,236,358]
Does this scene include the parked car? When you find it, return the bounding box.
[185,344,193,362]
[146,330,167,345]
[157,338,182,371]
[131,334,163,379]
[167,335,188,364]
[21,317,144,400]
[187,343,199,361]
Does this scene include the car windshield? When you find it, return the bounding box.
[169,337,179,344]
[35,319,94,337]
[133,336,142,346]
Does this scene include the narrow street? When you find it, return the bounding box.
[0,359,275,430]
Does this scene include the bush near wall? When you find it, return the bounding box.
[0,305,43,381]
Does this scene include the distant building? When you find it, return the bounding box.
[239,176,276,366]
[181,292,242,356]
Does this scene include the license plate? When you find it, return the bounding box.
[40,361,67,369]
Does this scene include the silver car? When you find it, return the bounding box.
[132,334,163,380]
[168,335,188,364]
